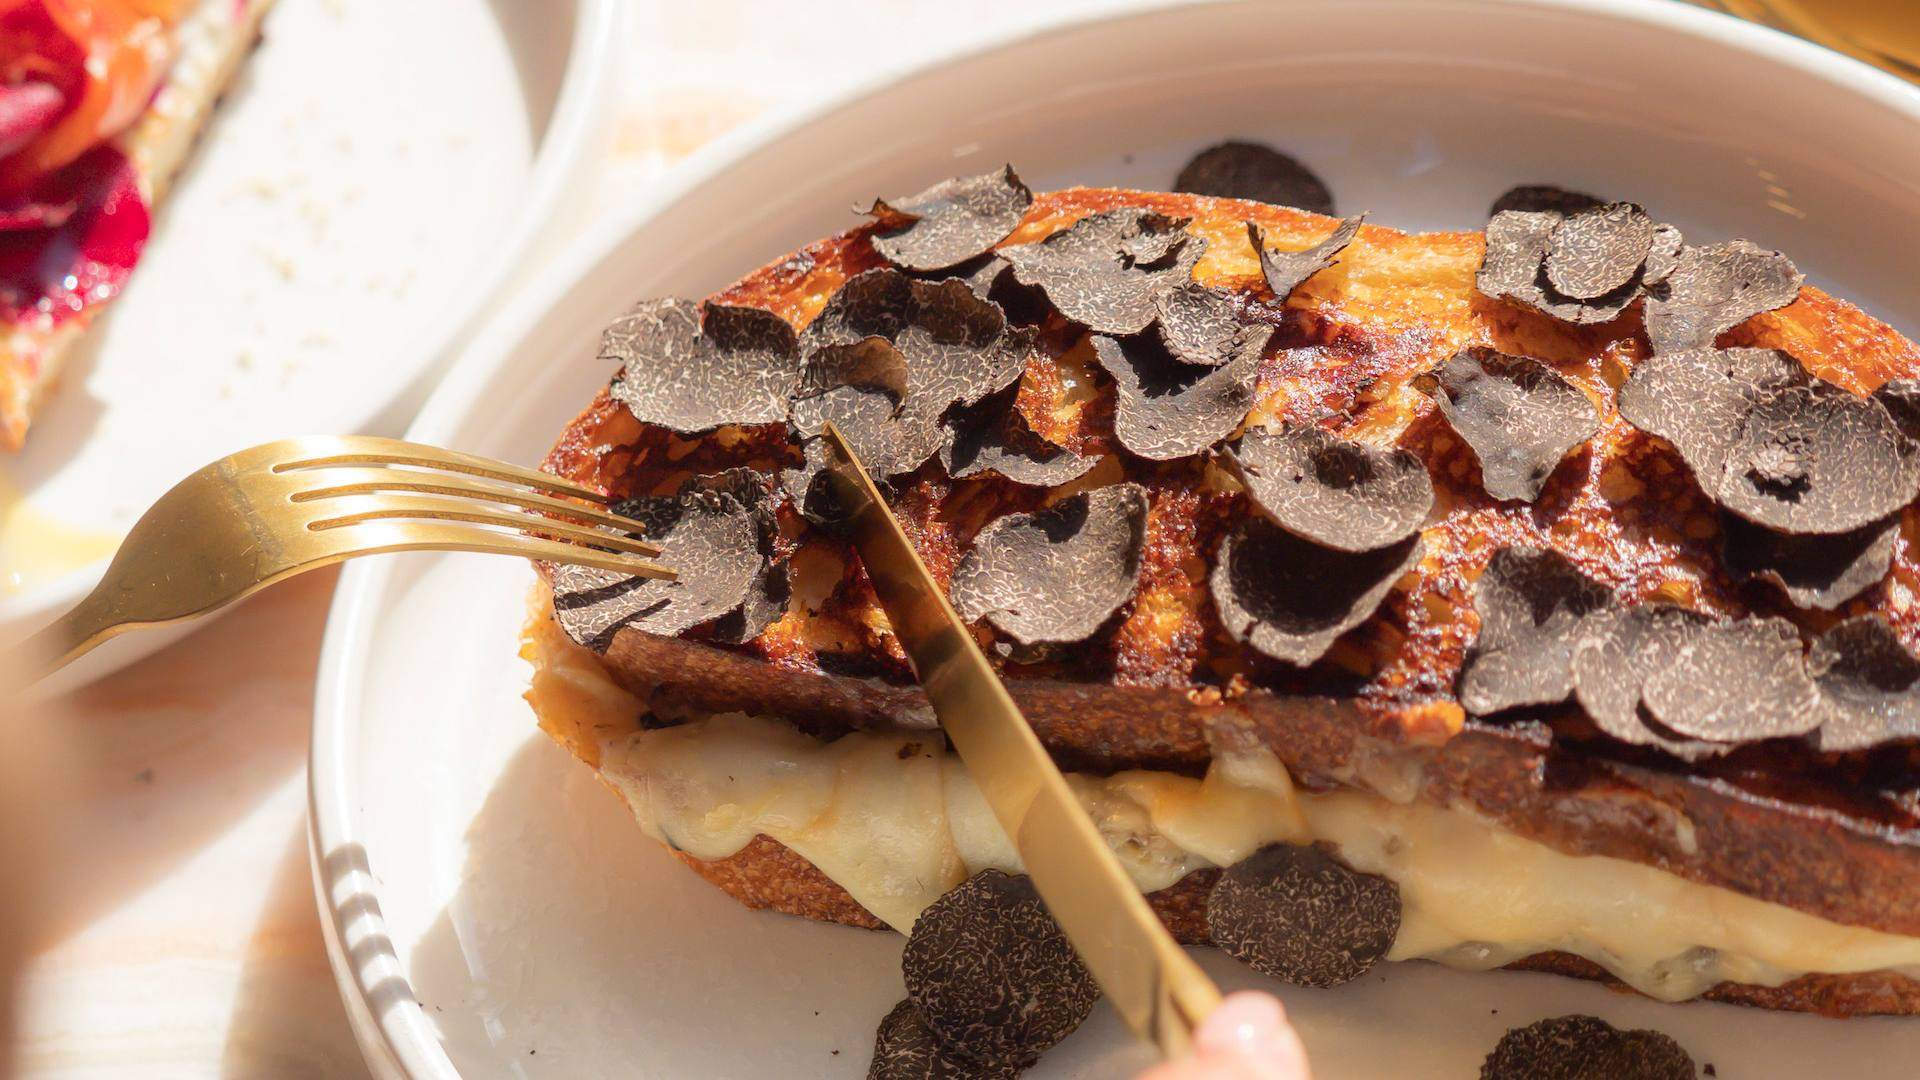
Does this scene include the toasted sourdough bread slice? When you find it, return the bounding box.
[537,188,1920,1014]
[0,0,277,449]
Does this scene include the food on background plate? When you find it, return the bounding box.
[524,137,1920,1073]
[0,0,276,449]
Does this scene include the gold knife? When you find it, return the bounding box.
[819,422,1223,1060]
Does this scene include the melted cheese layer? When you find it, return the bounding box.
[595,716,1920,1001]
[522,606,1920,1002]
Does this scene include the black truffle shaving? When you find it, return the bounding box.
[1222,423,1433,552]
[802,268,1034,415]
[1570,606,1819,757]
[801,267,914,352]
[1155,282,1254,368]
[683,468,787,645]
[865,165,1034,272]
[1418,347,1599,503]
[949,483,1149,645]
[896,277,1033,411]
[1248,216,1364,302]
[1811,615,1920,753]
[1643,239,1804,354]
[1206,843,1400,988]
[868,1000,1021,1080]
[604,298,801,434]
[922,253,1055,327]
[902,871,1099,1069]
[1721,512,1898,611]
[946,253,1011,300]
[550,480,764,650]
[1545,202,1655,301]
[1000,208,1206,334]
[1173,140,1336,215]
[784,338,943,520]
[790,380,942,478]
[940,388,1098,487]
[1489,184,1604,217]
[1618,346,1920,534]
[1459,546,1616,716]
[1570,606,1720,758]
[1480,1014,1695,1080]
[1642,222,1685,287]
[1477,211,1639,325]
[1641,614,1818,742]
[1872,377,1920,442]
[1211,515,1422,667]
[1092,328,1266,462]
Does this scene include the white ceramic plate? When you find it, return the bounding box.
[0,0,623,686]
[313,1,1920,1075]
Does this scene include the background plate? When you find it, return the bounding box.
[314,1,1920,1076]
[0,0,621,685]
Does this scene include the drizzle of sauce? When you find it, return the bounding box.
[0,473,120,595]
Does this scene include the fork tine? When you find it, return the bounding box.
[288,468,661,554]
[306,498,666,557]
[272,436,611,504]
[309,520,677,578]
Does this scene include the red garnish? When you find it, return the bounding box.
[0,1,177,198]
[0,143,148,326]
[0,80,65,160]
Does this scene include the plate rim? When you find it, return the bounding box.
[309,1,1920,1075]
[0,0,629,682]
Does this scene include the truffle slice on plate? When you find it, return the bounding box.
[1480,1014,1695,1080]
[868,1000,1021,1080]
[1207,843,1401,989]
[1489,183,1604,217]
[1174,140,1335,215]
[902,871,1099,1069]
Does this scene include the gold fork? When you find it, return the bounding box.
[18,435,671,679]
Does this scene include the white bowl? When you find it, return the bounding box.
[313,1,1920,1076]
[0,0,625,689]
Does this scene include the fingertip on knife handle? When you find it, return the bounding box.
[1138,991,1312,1080]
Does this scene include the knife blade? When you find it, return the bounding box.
[818,422,1222,1059]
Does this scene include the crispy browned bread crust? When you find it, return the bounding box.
[541,188,1920,1014]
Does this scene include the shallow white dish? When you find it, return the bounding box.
[313,1,1920,1076]
[0,0,623,686]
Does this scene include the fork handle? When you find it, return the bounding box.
[16,593,122,684]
